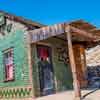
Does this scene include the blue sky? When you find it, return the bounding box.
[0,0,100,27]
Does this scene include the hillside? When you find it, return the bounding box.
[86,45,100,66]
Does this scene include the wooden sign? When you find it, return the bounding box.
[30,23,64,42]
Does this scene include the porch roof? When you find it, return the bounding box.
[29,20,100,47]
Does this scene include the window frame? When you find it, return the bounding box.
[3,47,15,82]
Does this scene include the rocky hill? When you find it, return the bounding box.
[86,45,100,66]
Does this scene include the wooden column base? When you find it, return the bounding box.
[74,97,81,100]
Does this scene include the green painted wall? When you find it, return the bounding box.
[31,45,40,97]
[0,29,30,87]
[44,38,73,91]
[0,26,73,99]
[32,38,73,97]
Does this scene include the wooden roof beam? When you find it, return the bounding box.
[69,26,100,41]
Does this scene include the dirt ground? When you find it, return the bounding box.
[36,89,100,100]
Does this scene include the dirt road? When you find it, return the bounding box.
[36,89,100,100]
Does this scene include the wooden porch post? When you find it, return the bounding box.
[65,25,81,100]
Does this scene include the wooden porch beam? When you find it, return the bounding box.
[65,25,81,100]
[70,26,98,41]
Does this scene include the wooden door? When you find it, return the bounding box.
[37,45,55,96]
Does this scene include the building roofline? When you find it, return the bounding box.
[0,10,45,29]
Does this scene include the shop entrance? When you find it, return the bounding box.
[37,45,55,96]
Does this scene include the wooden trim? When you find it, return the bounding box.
[33,41,52,47]
[0,10,43,28]
[26,33,35,98]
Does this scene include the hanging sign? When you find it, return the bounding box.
[30,23,65,42]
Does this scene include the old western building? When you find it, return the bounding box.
[0,11,99,100]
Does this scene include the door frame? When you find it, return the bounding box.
[31,42,56,96]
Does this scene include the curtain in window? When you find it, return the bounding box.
[4,50,14,81]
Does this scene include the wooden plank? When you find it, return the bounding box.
[25,33,35,98]
[70,26,98,41]
[30,23,64,42]
[65,25,81,100]
[30,23,99,43]
[73,44,87,88]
